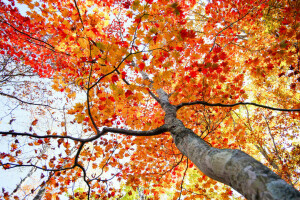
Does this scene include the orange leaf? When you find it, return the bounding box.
[31,119,38,126]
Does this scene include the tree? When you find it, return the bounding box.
[0,0,300,199]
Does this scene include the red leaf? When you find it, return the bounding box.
[134,17,141,24]
[219,52,227,60]
[139,62,145,70]
[296,33,300,40]
[123,1,131,9]
[108,97,115,102]
[185,76,190,83]
[122,71,127,79]
[98,105,105,110]
[111,74,119,83]
[125,90,133,98]
[190,71,197,78]
[212,55,219,63]
[180,29,196,40]
[142,54,148,61]
[279,26,287,34]
[267,64,274,70]
[213,46,222,53]
[176,46,184,52]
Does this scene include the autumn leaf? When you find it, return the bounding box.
[138,62,145,70]
[31,119,38,126]
[111,74,119,83]
[125,90,133,98]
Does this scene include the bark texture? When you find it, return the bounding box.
[157,89,300,200]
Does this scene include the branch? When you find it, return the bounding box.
[86,64,101,135]
[176,101,300,112]
[0,17,55,49]
[89,52,134,89]
[0,125,168,143]
[0,131,84,141]
[0,92,62,110]
[73,0,85,30]
[90,139,122,181]
[157,154,184,179]
[100,125,168,138]
[0,163,74,172]
[208,2,261,53]
[140,70,160,104]
[178,159,189,200]
[148,90,161,104]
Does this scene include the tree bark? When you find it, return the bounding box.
[157,89,300,200]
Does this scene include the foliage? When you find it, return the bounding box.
[0,0,299,199]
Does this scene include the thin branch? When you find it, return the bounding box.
[157,154,184,179]
[91,139,123,181]
[262,113,280,158]
[73,0,85,30]
[0,163,74,172]
[77,164,91,200]
[178,159,189,200]
[0,92,61,110]
[0,131,84,141]
[208,2,263,53]
[0,17,55,49]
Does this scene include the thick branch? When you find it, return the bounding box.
[0,125,168,143]
[101,125,168,137]
[176,101,300,112]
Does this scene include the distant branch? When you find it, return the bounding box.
[0,163,74,172]
[176,101,300,112]
[0,92,61,110]
[178,159,189,200]
[208,2,262,53]
[0,131,83,141]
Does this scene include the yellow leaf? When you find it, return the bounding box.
[78,38,89,49]
[91,46,101,57]
[104,13,110,26]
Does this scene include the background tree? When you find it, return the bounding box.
[0,0,300,199]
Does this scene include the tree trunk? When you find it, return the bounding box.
[157,89,300,200]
